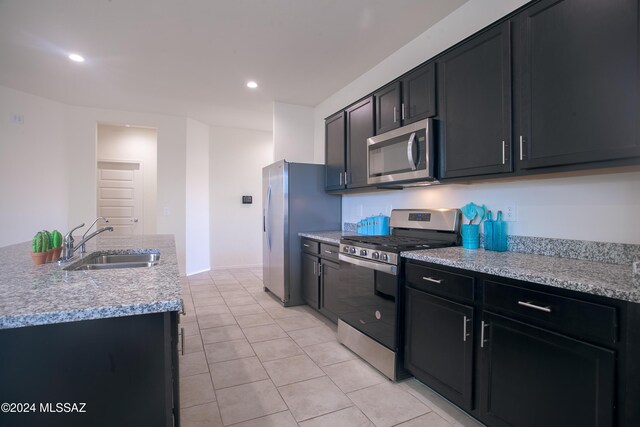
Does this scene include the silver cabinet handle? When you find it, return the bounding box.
[345,172,350,185]
[481,321,488,348]
[402,103,406,120]
[313,261,316,276]
[463,315,470,342]
[422,276,443,284]
[318,263,323,276]
[180,298,186,316]
[303,244,311,248]
[324,250,334,254]
[180,327,185,355]
[519,135,524,161]
[339,172,343,185]
[518,301,552,313]
[407,132,417,170]
[393,107,397,123]
[502,141,506,165]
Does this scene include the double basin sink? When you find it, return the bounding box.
[63,251,160,271]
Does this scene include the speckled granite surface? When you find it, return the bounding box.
[298,230,357,245]
[503,235,640,265]
[403,247,640,303]
[0,234,182,329]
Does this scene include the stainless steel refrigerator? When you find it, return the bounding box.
[263,160,341,306]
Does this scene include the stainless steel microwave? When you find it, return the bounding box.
[367,118,435,185]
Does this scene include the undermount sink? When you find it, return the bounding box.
[63,251,160,271]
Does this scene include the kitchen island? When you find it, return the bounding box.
[0,234,182,427]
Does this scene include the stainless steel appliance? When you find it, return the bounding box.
[367,118,435,185]
[263,160,341,306]
[337,208,461,380]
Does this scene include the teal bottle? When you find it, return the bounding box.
[494,211,508,252]
[484,210,494,250]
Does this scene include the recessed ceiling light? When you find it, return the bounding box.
[246,81,258,89]
[68,53,85,63]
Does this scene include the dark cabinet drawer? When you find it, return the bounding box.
[406,263,474,303]
[320,243,339,262]
[301,238,320,255]
[483,280,618,345]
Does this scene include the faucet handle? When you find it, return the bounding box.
[65,223,85,241]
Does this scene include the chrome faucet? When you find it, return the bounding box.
[59,222,114,263]
[80,217,109,253]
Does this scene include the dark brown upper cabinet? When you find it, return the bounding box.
[515,0,640,170]
[345,96,375,189]
[324,111,346,191]
[375,62,436,135]
[438,22,513,180]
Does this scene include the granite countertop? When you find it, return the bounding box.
[403,247,640,303]
[299,231,356,245]
[0,234,182,329]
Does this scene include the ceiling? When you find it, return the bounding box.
[0,0,467,131]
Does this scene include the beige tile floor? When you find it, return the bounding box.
[179,268,485,427]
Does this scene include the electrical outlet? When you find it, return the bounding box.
[10,112,24,125]
[504,204,517,222]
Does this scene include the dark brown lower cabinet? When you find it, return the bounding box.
[405,287,474,410]
[301,252,319,309]
[0,312,179,427]
[319,259,340,323]
[478,312,615,427]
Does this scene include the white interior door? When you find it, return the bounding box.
[97,161,144,235]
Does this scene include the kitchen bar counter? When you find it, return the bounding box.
[0,234,182,329]
[403,247,640,303]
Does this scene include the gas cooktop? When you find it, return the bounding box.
[339,208,462,266]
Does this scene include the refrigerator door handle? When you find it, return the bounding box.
[266,186,272,250]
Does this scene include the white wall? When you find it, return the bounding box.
[0,85,68,247]
[273,102,315,163]
[313,0,640,245]
[0,85,191,273]
[65,105,188,274]
[210,126,273,268]
[343,171,640,244]
[96,124,158,234]
[186,118,211,275]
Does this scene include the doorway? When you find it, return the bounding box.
[96,124,158,235]
[97,161,143,235]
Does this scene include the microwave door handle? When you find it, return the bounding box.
[407,132,417,170]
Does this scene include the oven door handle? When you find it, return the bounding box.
[339,254,398,276]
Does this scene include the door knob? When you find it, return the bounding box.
[132,218,139,223]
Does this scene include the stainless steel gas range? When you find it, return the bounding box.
[337,208,461,380]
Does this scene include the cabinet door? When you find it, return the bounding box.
[320,260,340,323]
[346,96,375,189]
[301,253,319,309]
[516,0,640,169]
[375,82,401,135]
[479,312,615,427]
[405,287,474,410]
[402,62,436,124]
[438,22,513,179]
[325,111,346,191]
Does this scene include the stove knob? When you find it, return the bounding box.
[360,249,367,256]
[343,246,349,253]
[372,252,380,260]
[350,247,357,254]
[382,253,389,261]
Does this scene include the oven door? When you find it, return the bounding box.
[337,255,398,350]
[367,118,434,185]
